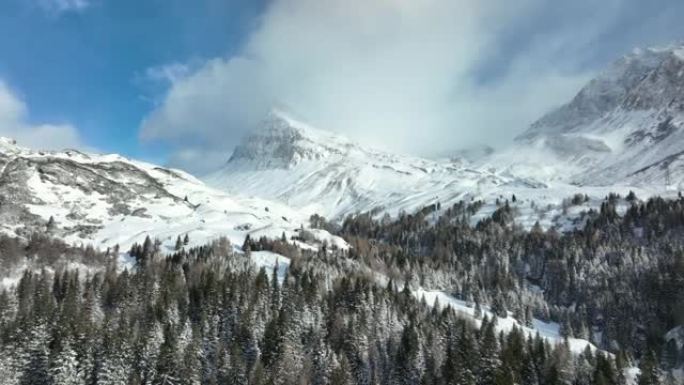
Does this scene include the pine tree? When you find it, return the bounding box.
[20,325,50,385]
[96,333,131,385]
[46,216,56,232]
[559,319,574,339]
[520,354,539,385]
[178,333,202,385]
[479,316,500,385]
[50,340,82,385]
[637,351,661,385]
[395,322,422,385]
[449,325,478,385]
[330,354,354,385]
[154,325,180,385]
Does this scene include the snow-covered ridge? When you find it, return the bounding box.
[209,110,547,221]
[518,45,675,140]
[485,42,684,187]
[0,137,347,254]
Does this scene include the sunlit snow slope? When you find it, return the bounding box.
[0,137,344,253]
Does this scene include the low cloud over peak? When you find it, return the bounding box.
[139,0,680,174]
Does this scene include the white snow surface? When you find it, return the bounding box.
[250,250,290,284]
[414,289,599,354]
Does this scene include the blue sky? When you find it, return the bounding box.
[2,0,684,173]
[0,0,265,162]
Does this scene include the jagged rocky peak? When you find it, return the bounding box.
[519,43,684,141]
[227,109,355,169]
[622,46,684,111]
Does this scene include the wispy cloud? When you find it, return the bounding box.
[0,81,84,151]
[144,63,193,85]
[36,0,90,15]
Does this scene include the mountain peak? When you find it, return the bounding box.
[227,109,355,169]
[518,42,684,141]
[505,41,684,185]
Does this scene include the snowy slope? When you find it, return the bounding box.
[485,43,684,187]
[0,137,346,254]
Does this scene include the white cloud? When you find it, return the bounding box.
[141,0,630,171]
[144,63,193,85]
[0,81,84,151]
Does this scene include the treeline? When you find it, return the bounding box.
[0,233,109,277]
[0,234,652,385]
[333,194,684,377]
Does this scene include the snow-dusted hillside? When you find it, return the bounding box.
[487,43,684,187]
[0,137,344,254]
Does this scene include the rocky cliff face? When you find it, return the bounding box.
[227,110,353,169]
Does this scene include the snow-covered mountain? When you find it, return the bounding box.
[489,43,684,187]
[207,107,680,230]
[207,44,684,226]
[0,137,343,254]
[207,110,547,221]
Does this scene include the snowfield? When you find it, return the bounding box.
[414,289,599,354]
[250,250,290,284]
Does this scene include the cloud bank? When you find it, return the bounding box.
[0,81,83,151]
[140,0,640,174]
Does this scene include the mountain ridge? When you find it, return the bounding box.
[207,110,544,221]
[0,136,348,256]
